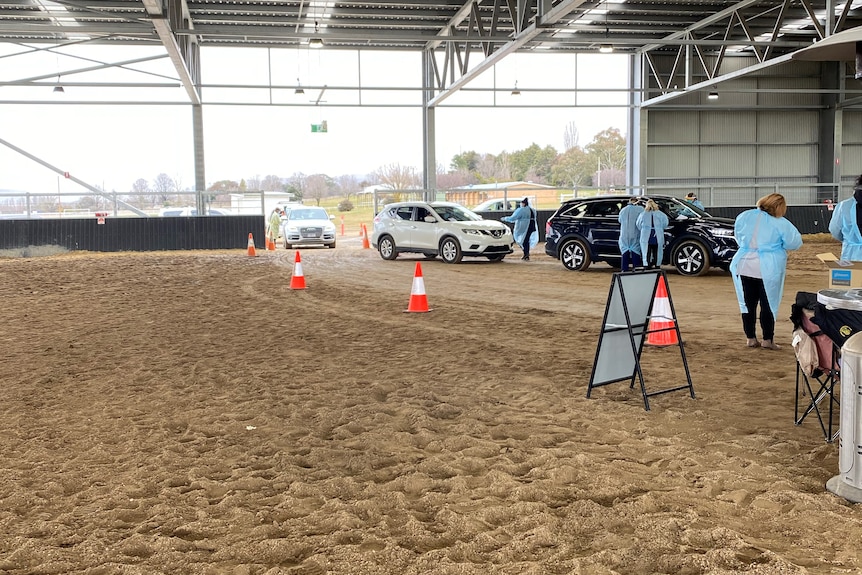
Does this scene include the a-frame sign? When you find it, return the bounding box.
[587,269,695,410]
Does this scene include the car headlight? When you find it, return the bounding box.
[463,229,482,236]
[286,225,299,233]
[709,228,734,237]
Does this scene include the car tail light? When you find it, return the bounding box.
[545,217,553,236]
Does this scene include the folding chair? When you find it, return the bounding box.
[791,294,840,442]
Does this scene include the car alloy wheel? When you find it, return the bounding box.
[440,237,463,263]
[378,235,397,260]
[560,238,591,271]
[673,239,709,276]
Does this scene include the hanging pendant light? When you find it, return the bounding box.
[309,21,323,48]
[53,74,64,94]
[295,77,305,95]
[511,81,521,96]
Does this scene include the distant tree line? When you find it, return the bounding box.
[35,124,623,213]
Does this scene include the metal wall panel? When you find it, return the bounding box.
[0,216,264,252]
[700,111,756,143]
[648,146,700,178]
[757,110,818,142]
[757,77,821,107]
[649,111,699,143]
[700,145,756,177]
[757,146,818,177]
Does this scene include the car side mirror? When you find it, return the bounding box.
[424,215,436,223]
[330,215,335,220]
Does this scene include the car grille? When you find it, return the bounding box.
[300,227,322,238]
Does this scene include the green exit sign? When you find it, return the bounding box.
[311,121,328,133]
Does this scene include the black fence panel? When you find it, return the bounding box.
[0,216,265,252]
[476,210,553,242]
[705,205,834,235]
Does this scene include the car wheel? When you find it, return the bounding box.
[328,240,336,249]
[423,254,437,260]
[439,237,463,263]
[284,240,291,249]
[560,238,591,271]
[486,254,505,262]
[673,239,710,276]
[377,235,397,260]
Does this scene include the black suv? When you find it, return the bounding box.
[544,195,738,276]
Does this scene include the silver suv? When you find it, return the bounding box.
[371,201,514,263]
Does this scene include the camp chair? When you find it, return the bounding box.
[791,292,840,443]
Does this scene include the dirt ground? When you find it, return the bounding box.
[0,233,858,575]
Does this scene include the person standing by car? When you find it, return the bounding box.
[729,193,803,350]
[828,174,862,260]
[636,199,669,269]
[618,196,644,271]
[685,192,705,211]
[502,198,538,261]
[268,207,283,246]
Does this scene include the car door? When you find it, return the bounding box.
[585,200,624,258]
[410,206,439,250]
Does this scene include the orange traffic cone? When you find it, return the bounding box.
[290,250,307,290]
[645,275,678,346]
[405,262,432,313]
[247,233,257,257]
[361,224,371,249]
[266,237,276,251]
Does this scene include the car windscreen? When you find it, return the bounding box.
[289,208,328,220]
[431,205,483,222]
[655,198,702,220]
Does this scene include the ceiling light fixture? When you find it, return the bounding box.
[295,77,305,95]
[309,20,323,48]
[708,90,719,100]
[511,81,521,96]
[599,0,613,53]
[53,74,64,94]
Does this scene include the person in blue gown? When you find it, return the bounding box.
[828,174,862,261]
[636,199,669,269]
[501,198,538,261]
[617,196,644,271]
[729,193,803,350]
[684,192,705,211]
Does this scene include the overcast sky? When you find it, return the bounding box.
[0,45,628,195]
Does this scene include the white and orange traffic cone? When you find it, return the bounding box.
[362,224,371,249]
[405,262,432,313]
[266,237,276,251]
[247,233,257,257]
[290,250,307,290]
[645,275,678,346]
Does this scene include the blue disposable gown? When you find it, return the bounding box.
[729,208,803,318]
[617,204,644,255]
[636,210,670,265]
[501,206,539,249]
[828,197,862,260]
[691,199,705,210]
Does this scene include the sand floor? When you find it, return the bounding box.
[0,233,858,574]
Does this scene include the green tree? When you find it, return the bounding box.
[509,143,557,182]
[450,151,480,172]
[551,146,591,188]
[585,127,626,185]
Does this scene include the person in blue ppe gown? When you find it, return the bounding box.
[828,174,862,260]
[685,192,705,211]
[636,199,669,269]
[617,196,644,271]
[501,197,539,261]
[729,193,803,350]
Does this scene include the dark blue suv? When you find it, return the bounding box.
[544,195,738,276]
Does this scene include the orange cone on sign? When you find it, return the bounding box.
[290,250,307,290]
[405,262,432,313]
[247,233,257,257]
[645,275,678,346]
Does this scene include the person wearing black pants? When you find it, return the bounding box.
[740,275,774,346]
[501,198,537,261]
